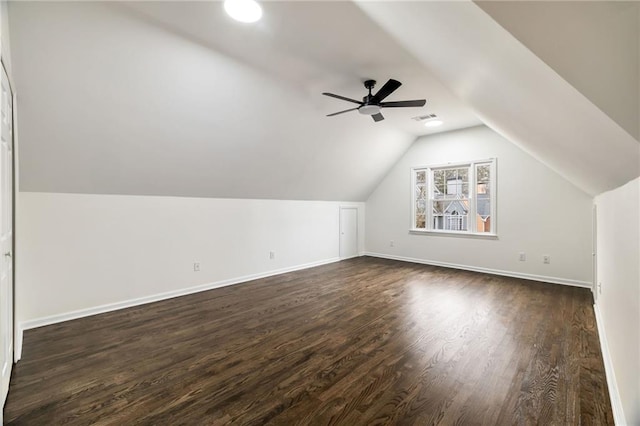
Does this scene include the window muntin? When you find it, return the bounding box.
[412,159,496,235]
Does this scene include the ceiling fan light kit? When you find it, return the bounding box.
[358,105,381,116]
[323,79,426,122]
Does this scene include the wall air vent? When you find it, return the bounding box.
[412,113,438,122]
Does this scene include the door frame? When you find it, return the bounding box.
[339,206,359,259]
[0,59,16,415]
[592,204,598,301]
[1,60,14,360]
[7,64,18,364]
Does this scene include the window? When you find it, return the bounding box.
[412,159,496,235]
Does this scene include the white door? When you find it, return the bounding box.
[0,63,13,408]
[339,207,358,259]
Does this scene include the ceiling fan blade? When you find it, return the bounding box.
[327,107,359,117]
[372,113,385,122]
[372,79,402,102]
[379,100,426,108]
[322,93,363,105]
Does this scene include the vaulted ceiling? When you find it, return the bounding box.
[356,1,638,197]
[8,1,639,200]
[477,0,639,141]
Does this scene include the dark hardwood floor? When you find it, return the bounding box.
[4,257,612,425]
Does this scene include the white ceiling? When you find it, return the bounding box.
[9,1,638,200]
[9,1,480,201]
[357,0,639,196]
[122,1,480,136]
[476,1,639,140]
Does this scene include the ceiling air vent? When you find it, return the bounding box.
[412,113,438,122]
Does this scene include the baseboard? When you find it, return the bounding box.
[593,302,626,425]
[363,252,591,288]
[15,326,23,362]
[20,257,342,333]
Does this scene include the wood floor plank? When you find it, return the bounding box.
[4,257,613,424]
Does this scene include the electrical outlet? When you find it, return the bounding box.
[598,282,602,294]
[543,255,551,264]
[269,251,275,260]
[390,240,395,247]
[519,252,526,261]
[193,262,200,272]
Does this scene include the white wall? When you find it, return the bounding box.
[16,192,364,331]
[365,125,593,286]
[1,0,11,77]
[595,177,640,425]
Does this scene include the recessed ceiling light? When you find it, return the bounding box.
[224,0,262,23]
[424,119,443,128]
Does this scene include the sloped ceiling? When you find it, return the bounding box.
[9,1,480,201]
[357,1,639,196]
[476,1,639,141]
[10,1,638,201]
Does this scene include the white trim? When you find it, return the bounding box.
[339,254,360,260]
[20,257,341,333]
[411,157,496,171]
[15,325,21,361]
[592,204,598,299]
[12,91,20,362]
[411,158,497,235]
[593,302,625,425]
[363,252,591,288]
[409,229,498,239]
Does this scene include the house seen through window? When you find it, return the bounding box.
[412,159,496,234]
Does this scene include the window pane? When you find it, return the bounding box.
[447,179,462,196]
[432,200,469,231]
[476,164,490,195]
[433,200,445,214]
[476,164,491,233]
[458,168,469,197]
[433,170,445,197]
[414,170,427,229]
[437,167,469,197]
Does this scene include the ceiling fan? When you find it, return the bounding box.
[323,79,426,122]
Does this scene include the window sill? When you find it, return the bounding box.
[409,229,498,239]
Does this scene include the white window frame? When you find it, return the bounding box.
[410,158,497,238]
